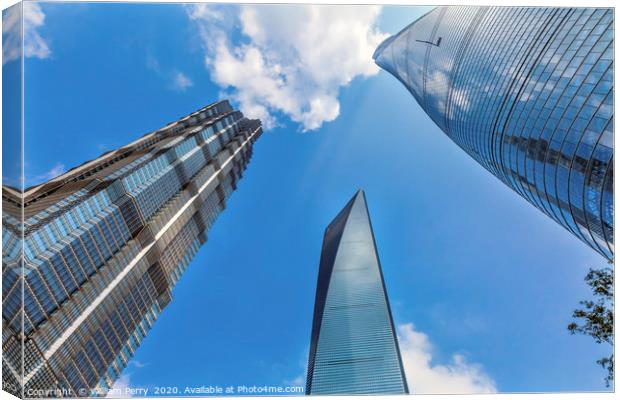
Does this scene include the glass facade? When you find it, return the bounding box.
[306,190,408,395]
[2,100,263,397]
[374,7,614,260]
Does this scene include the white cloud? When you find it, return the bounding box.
[146,54,161,73]
[398,323,497,394]
[23,162,66,188]
[24,3,50,59]
[105,360,147,397]
[107,374,131,398]
[2,4,21,63]
[186,4,387,131]
[187,3,224,22]
[2,3,51,65]
[41,162,66,181]
[285,372,305,388]
[146,54,193,93]
[172,71,193,91]
[128,360,147,369]
[283,346,308,389]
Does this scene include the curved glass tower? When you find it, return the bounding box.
[374,7,614,260]
[306,190,408,395]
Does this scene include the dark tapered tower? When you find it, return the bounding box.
[306,190,408,395]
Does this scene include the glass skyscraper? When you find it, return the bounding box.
[2,100,262,397]
[306,190,408,395]
[373,7,614,260]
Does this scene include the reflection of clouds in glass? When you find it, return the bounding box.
[334,243,376,285]
[374,7,478,131]
[374,6,614,260]
[310,192,407,394]
[332,208,382,287]
[2,3,50,65]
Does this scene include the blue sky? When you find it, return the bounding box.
[7,1,611,395]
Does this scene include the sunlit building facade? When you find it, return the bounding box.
[306,190,408,395]
[2,100,262,397]
[374,7,614,260]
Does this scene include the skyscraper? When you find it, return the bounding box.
[373,7,614,260]
[306,190,408,395]
[2,100,262,397]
